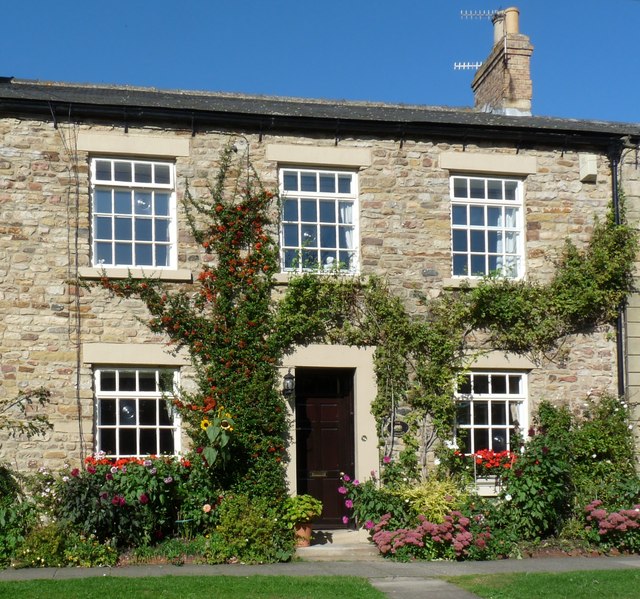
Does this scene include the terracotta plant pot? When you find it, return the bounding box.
[294,522,313,547]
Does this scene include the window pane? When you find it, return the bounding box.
[470,255,485,276]
[487,231,499,253]
[470,179,485,199]
[155,164,171,185]
[319,174,335,193]
[115,217,132,240]
[487,180,502,200]
[155,219,170,242]
[470,206,484,226]
[119,429,136,455]
[492,375,507,394]
[139,371,156,392]
[452,229,467,252]
[508,376,521,394]
[453,178,467,198]
[135,192,152,214]
[100,429,116,455]
[337,174,351,194]
[155,245,169,267]
[135,244,153,266]
[119,371,136,391]
[453,254,467,276]
[159,429,175,454]
[474,401,488,424]
[321,250,338,269]
[338,250,352,270]
[99,399,116,425]
[338,201,353,224]
[492,429,507,451]
[135,163,152,183]
[95,217,112,240]
[474,429,489,452]
[452,205,467,225]
[120,400,137,424]
[301,249,318,269]
[139,400,156,424]
[140,429,156,455]
[115,191,132,214]
[95,243,112,265]
[487,207,501,227]
[284,249,298,269]
[283,199,298,221]
[319,200,336,222]
[474,375,489,394]
[320,225,336,248]
[283,224,299,246]
[95,189,112,213]
[95,160,111,181]
[155,193,170,216]
[505,207,519,227]
[159,401,173,425]
[283,171,298,191]
[301,173,316,192]
[100,371,116,391]
[458,375,471,395]
[301,225,317,246]
[114,161,132,182]
[491,401,507,424]
[457,401,471,425]
[505,180,518,200]
[300,200,317,222]
[135,219,153,241]
[114,243,132,265]
[470,230,485,252]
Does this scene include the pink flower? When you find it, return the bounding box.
[71,468,80,477]
[87,466,96,474]
[203,504,212,513]
[383,456,391,464]
[353,480,360,486]
[139,493,149,504]
[338,486,347,495]
[342,516,349,524]
[365,520,374,529]
[345,499,353,508]
[343,474,351,482]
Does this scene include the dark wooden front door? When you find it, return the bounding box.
[295,368,355,528]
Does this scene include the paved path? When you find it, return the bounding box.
[1,556,639,598]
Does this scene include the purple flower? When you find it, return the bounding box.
[110,466,118,474]
[345,499,353,508]
[338,486,347,495]
[150,468,157,475]
[164,476,173,484]
[342,516,349,524]
[343,474,351,482]
[105,473,113,481]
[353,480,360,486]
[365,520,374,529]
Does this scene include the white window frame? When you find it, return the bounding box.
[94,367,181,458]
[454,371,527,455]
[90,157,177,269]
[279,167,359,273]
[450,175,525,279]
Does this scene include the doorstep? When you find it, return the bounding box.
[295,528,381,562]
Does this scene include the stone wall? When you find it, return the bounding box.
[0,114,619,471]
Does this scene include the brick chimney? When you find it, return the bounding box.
[471,7,533,116]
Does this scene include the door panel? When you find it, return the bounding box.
[295,368,354,528]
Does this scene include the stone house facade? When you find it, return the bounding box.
[1,7,639,524]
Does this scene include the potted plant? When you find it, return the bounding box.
[283,494,323,547]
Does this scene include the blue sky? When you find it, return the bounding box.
[2,1,639,123]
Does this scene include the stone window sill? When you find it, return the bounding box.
[78,267,193,282]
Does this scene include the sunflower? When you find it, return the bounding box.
[220,419,234,432]
[200,417,212,431]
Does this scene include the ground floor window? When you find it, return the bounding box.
[455,371,527,454]
[94,367,180,458]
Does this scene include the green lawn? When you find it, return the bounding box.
[448,569,640,599]
[0,575,385,599]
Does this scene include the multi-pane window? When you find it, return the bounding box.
[455,372,527,454]
[451,176,524,278]
[280,168,358,273]
[95,368,180,458]
[91,158,176,268]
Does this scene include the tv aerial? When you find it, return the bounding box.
[454,9,501,71]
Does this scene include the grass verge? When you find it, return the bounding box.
[0,575,385,599]
[448,569,640,599]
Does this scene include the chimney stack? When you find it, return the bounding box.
[471,6,533,116]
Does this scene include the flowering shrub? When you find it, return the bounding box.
[584,500,640,553]
[53,455,195,547]
[473,449,517,476]
[371,509,492,561]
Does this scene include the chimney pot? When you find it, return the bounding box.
[504,7,520,35]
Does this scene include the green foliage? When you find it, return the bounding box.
[13,522,68,568]
[394,478,465,524]
[0,465,37,567]
[63,533,118,567]
[282,494,323,527]
[204,494,294,564]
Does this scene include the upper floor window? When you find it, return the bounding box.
[280,168,358,273]
[91,158,176,268]
[455,371,527,455]
[95,367,180,458]
[450,176,524,278]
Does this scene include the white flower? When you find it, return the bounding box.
[505,494,512,501]
[629,425,634,430]
[445,440,458,450]
[62,476,69,482]
[434,458,441,466]
[592,454,597,459]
